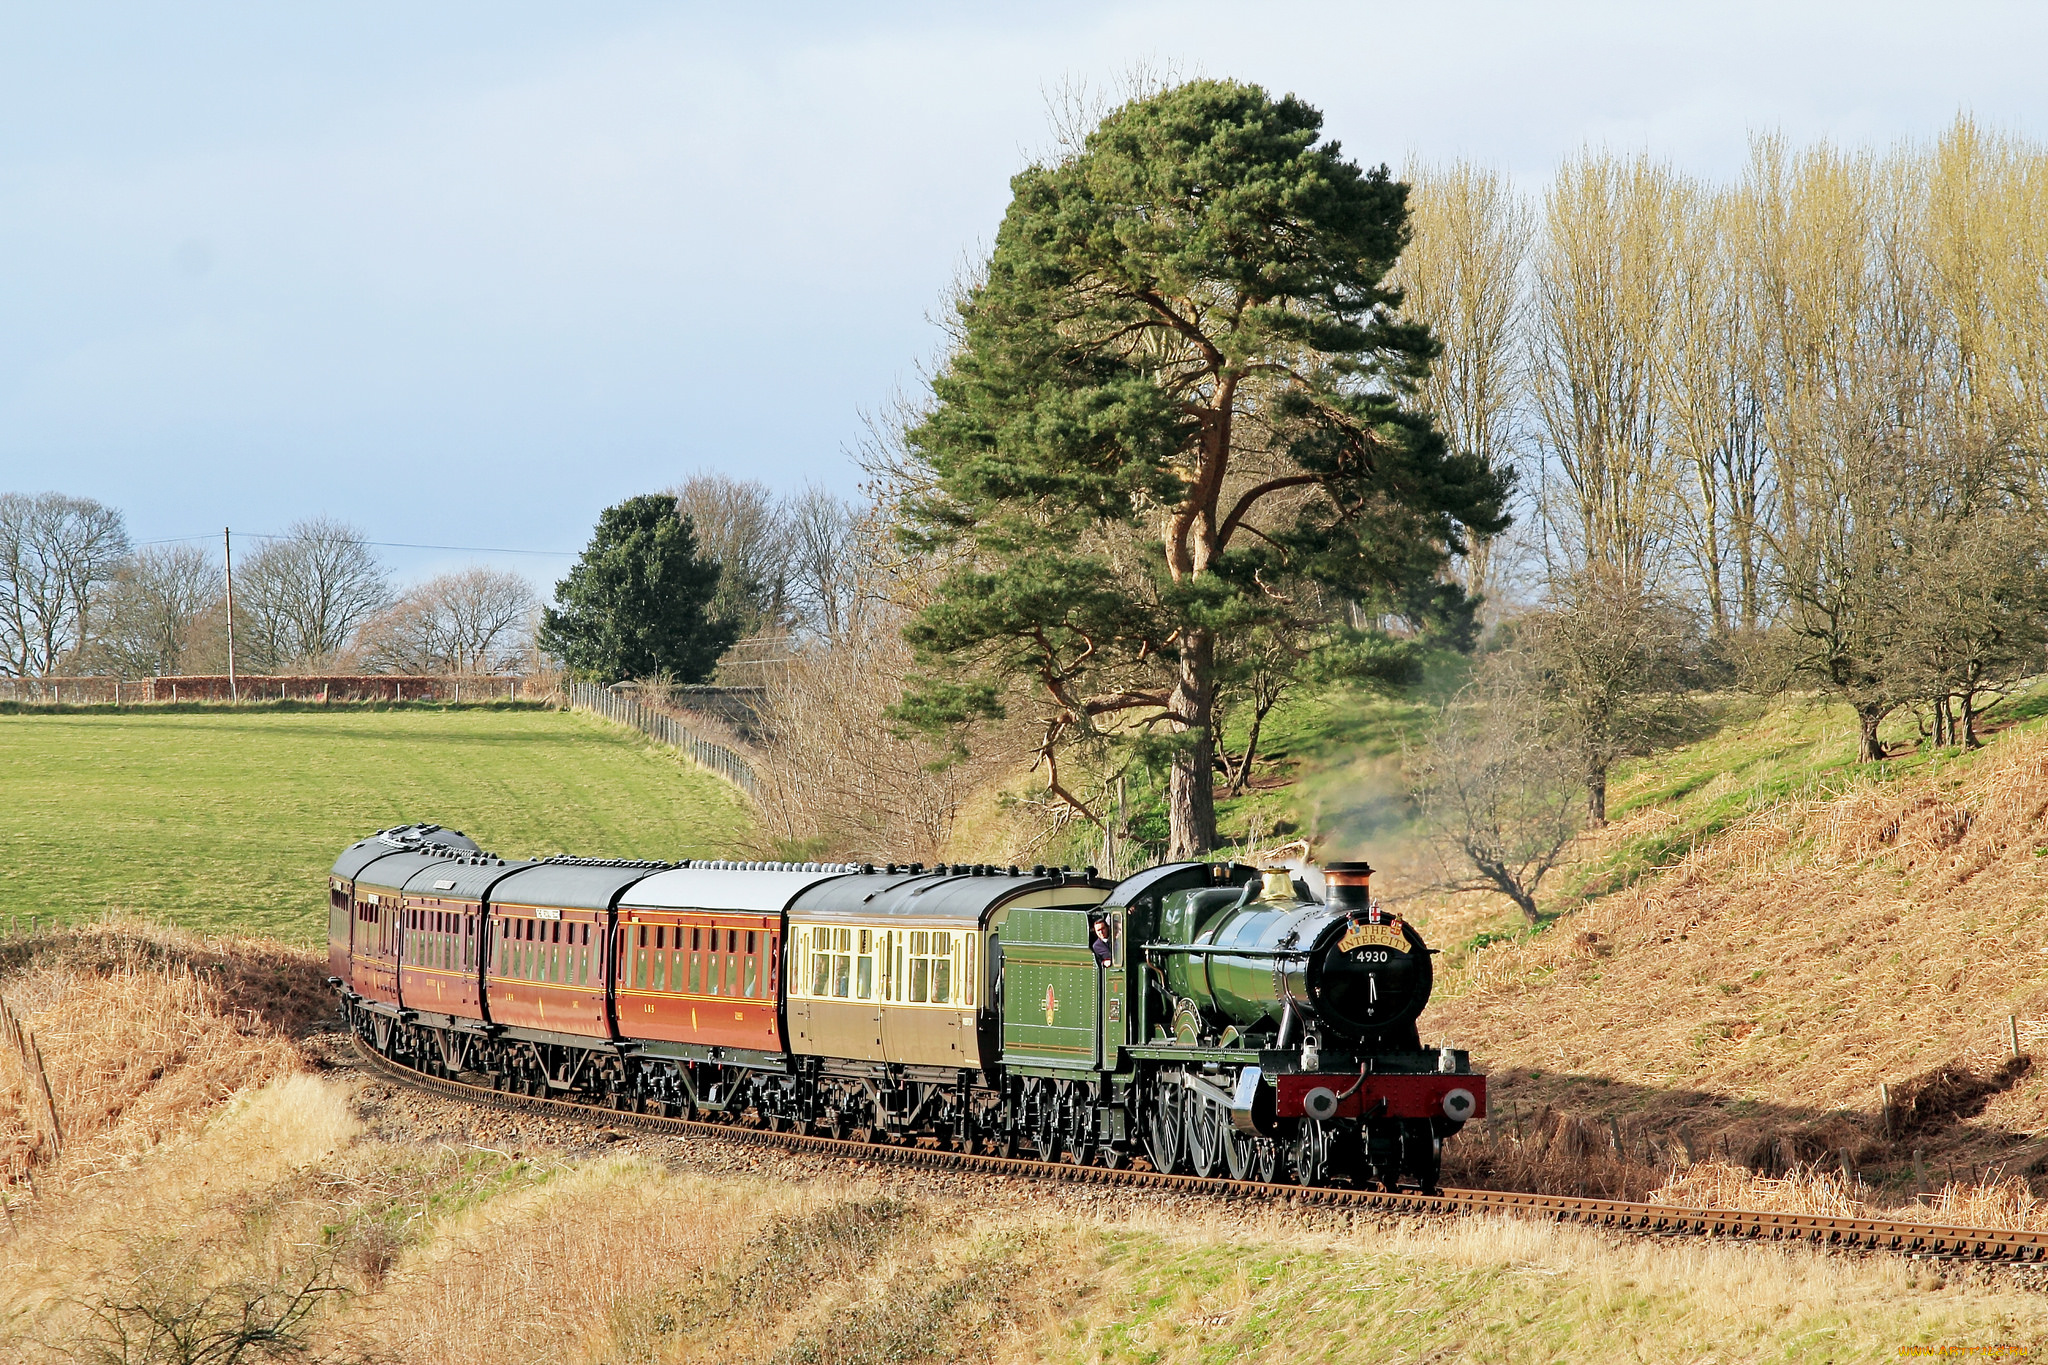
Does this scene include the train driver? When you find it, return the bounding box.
[1089,915,1113,967]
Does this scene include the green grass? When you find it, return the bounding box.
[1557,688,2048,909]
[0,702,754,944]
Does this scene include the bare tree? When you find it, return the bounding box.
[233,518,389,671]
[669,473,791,635]
[87,544,222,677]
[1533,153,1680,587]
[0,492,131,676]
[1893,512,2048,748]
[355,567,537,674]
[752,614,991,862]
[1411,659,1586,925]
[1523,569,1701,822]
[1664,183,1773,635]
[783,483,867,640]
[1396,159,1535,610]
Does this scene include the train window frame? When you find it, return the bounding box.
[906,931,958,1005]
[908,931,929,1003]
[932,931,953,1004]
[830,927,852,998]
[855,929,874,1001]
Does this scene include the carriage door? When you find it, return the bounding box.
[1101,909,1126,1070]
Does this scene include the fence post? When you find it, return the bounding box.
[2009,1014,2023,1060]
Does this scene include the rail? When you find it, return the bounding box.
[351,1039,2048,1263]
[561,680,758,798]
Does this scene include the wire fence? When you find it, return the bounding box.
[560,679,759,799]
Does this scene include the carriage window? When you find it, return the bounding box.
[932,931,953,1004]
[691,937,703,993]
[745,948,758,998]
[830,928,852,998]
[963,935,977,1007]
[908,931,929,1003]
[907,932,956,1005]
[855,929,874,1000]
[656,926,665,950]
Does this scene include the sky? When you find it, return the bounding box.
[2,1,2045,589]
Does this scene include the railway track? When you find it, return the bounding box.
[352,1039,2048,1263]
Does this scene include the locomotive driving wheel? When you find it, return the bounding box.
[1144,1076,1184,1174]
[1225,1129,1276,1182]
[1184,1098,1228,1179]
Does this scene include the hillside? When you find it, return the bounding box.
[0,703,754,943]
[1428,709,2048,1205]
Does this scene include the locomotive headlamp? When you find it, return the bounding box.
[1442,1088,1477,1121]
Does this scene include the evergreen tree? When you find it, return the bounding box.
[540,495,736,684]
[895,80,1510,856]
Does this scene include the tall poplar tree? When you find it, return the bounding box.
[895,80,1510,856]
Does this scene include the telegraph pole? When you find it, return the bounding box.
[223,528,238,702]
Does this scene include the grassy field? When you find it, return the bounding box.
[0,703,754,943]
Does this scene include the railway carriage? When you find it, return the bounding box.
[607,862,848,1118]
[779,863,1109,1144]
[395,850,528,1026]
[332,825,480,1008]
[482,858,667,1044]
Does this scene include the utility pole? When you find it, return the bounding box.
[223,528,238,702]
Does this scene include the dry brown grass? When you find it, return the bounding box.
[0,921,328,1195]
[1429,723,2048,1211]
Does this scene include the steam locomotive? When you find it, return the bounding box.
[329,825,1484,1189]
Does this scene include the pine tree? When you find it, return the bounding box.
[540,495,736,684]
[895,79,1510,856]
